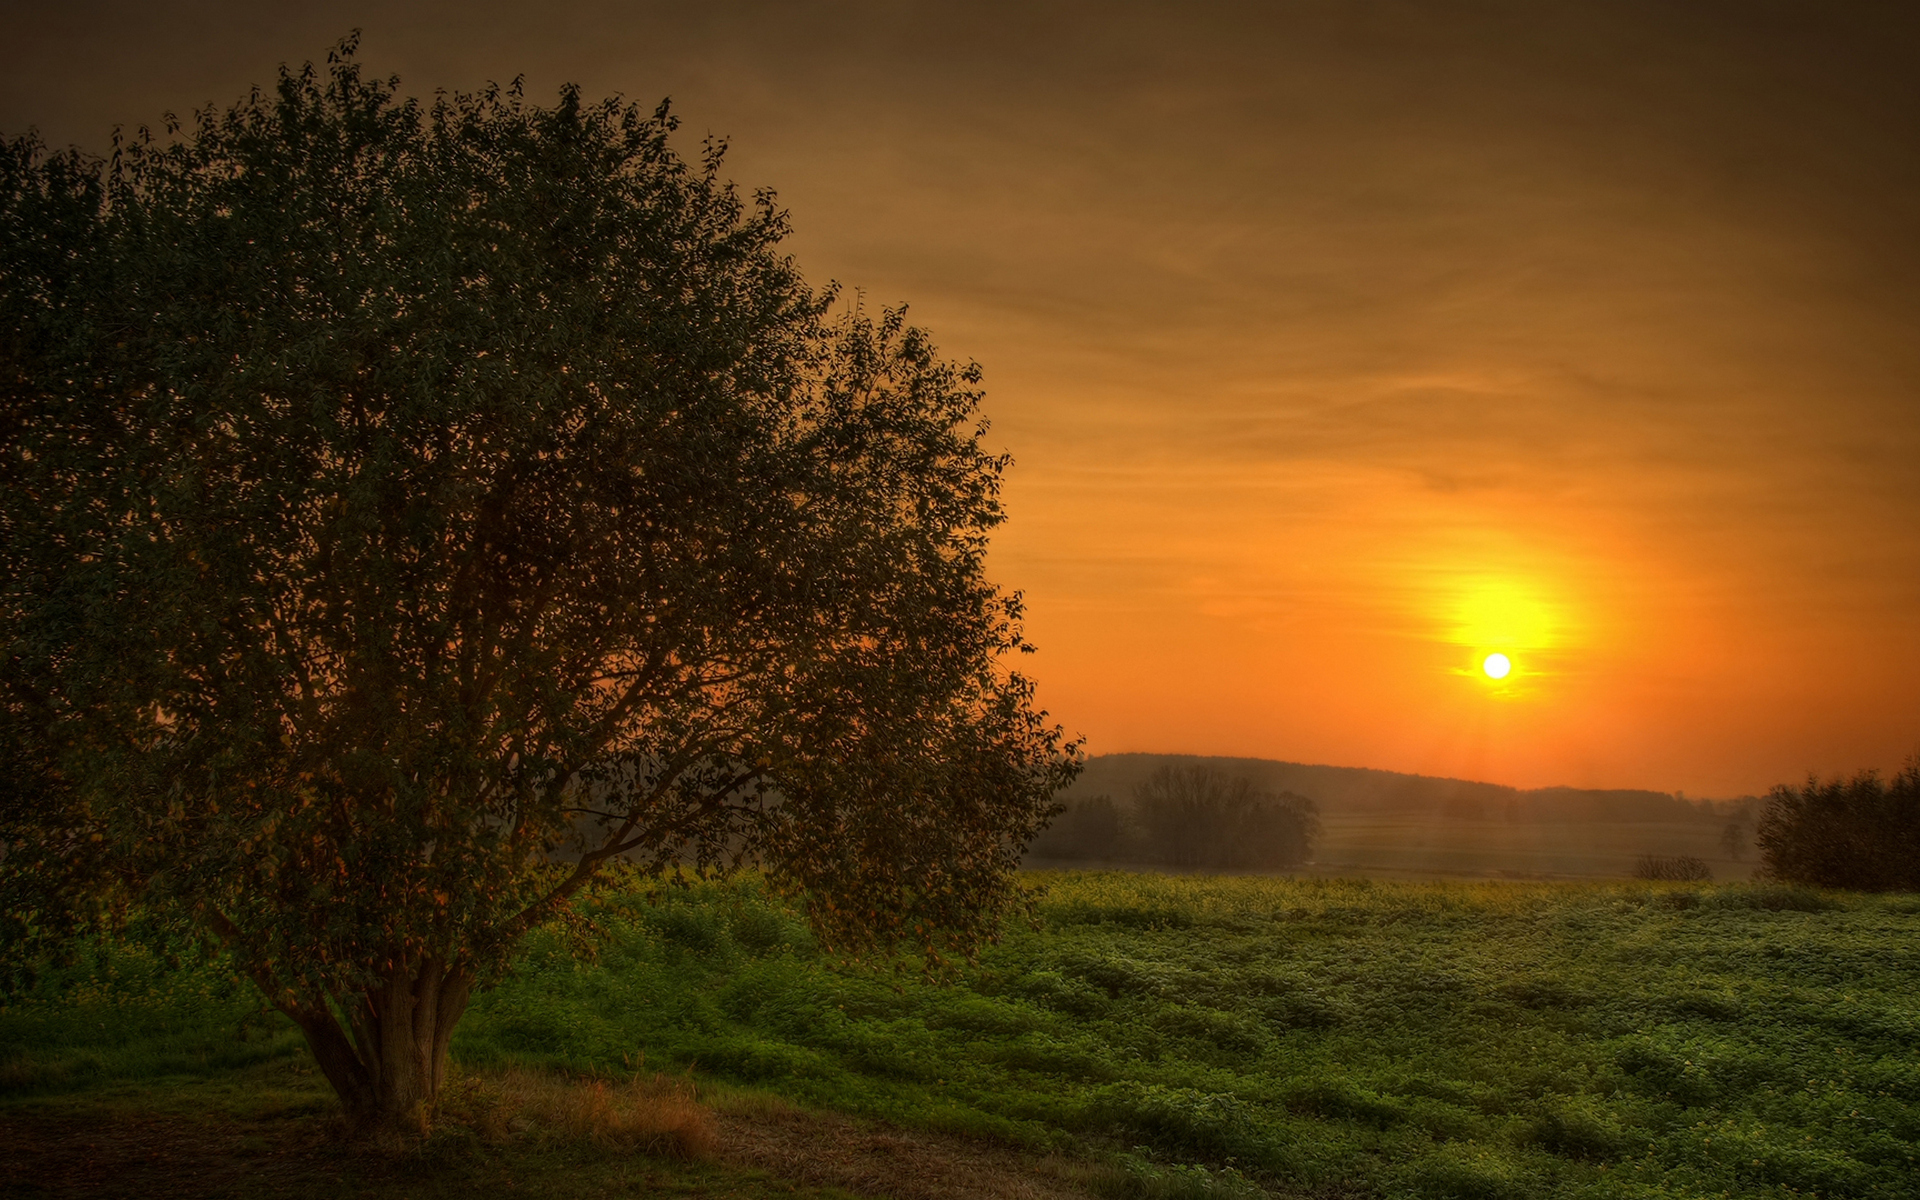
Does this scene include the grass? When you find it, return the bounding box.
[5,873,1919,1198]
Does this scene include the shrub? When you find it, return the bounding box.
[1633,855,1712,882]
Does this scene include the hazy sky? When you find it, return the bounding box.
[7,1,1917,796]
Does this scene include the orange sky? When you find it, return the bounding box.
[7,1,1918,796]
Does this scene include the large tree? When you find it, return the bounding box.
[0,41,1078,1131]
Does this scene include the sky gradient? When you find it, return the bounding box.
[7,1,1917,796]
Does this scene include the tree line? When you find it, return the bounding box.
[1031,764,1321,871]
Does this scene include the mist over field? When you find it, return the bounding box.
[1032,754,1755,881]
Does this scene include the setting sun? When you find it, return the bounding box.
[1482,652,1512,680]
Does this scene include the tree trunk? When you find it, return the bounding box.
[281,956,473,1134]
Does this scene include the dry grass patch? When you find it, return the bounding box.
[443,1065,718,1159]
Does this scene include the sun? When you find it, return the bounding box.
[1481,652,1512,680]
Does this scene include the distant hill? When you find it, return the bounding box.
[1060,753,1711,823]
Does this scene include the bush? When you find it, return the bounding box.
[1632,855,1712,881]
[1757,762,1920,891]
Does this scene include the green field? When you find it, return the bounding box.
[6,872,1918,1199]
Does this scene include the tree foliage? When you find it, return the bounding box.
[1756,763,1920,891]
[0,39,1077,1128]
[1718,815,1749,862]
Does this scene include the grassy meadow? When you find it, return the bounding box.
[4,871,1918,1199]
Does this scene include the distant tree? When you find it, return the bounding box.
[1632,855,1712,882]
[1030,794,1125,861]
[1131,765,1319,870]
[1756,763,1920,891]
[1233,787,1321,868]
[1719,816,1749,862]
[0,41,1078,1132]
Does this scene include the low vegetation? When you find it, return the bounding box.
[7,870,1917,1198]
[1630,855,1711,882]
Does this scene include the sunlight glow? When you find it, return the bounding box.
[1482,652,1511,679]
[1450,578,1558,650]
